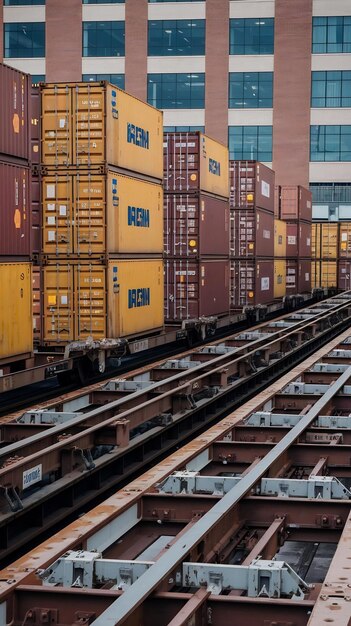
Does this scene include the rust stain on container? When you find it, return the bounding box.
[164,131,229,198]
[230,160,275,212]
[230,208,274,258]
[0,162,31,257]
[230,259,274,308]
[0,63,30,161]
[164,193,229,257]
[164,259,229,321]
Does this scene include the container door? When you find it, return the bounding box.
[75,264,106,340]
[41,85,72,166]
[43,263,74,343]
[0,263,32,360]
[75,172,106,255]
[42,174,73,255]
[73,83,105,166]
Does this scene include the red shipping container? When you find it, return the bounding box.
[286,260,311,294]
[164,259,229,321]
[163,132,228,197]
[30,86,41,257]
[274,185,280,218]
[286,222,311,258]
[0,63,30,162]
[164,193,229,257]
[280,186,312,222]
[0,161,31,257]
[230,259,274,308]
[299,221,312,258]
[230,208,274,258]
[338,261,351,291]
[230,160,275,213]
[286,223,298,257]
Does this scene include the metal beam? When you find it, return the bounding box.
[90,365,351,626]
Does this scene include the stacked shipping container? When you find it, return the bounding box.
[40,82,164,345]
[276,185,312,296]
[229,161,276,308]
[0,63,33,369]
[163,132,230,321]
[311,223,349,291]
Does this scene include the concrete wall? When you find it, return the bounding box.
[205,0,229,144]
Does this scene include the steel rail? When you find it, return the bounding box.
[0,296,350,491]
[90,364,351,626]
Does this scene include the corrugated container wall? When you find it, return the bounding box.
[164,194,229,258]
[230,259,274,308]
[274,220,286,257]
[312,223,338,260]
[43,259,164,344]
[274,260,286,299]
[41,82,163,180]
[31,85,41,257]
[0,63,30,162]
[286,260,311,295]
[0,263,33,362]
[339,260,351,291]
[230,161,275,212]
[164,259,229,321]
[231,208,274,258]
[311,261,337,289]
[163,132,229,198]
[339,223,351,258]
[280,186,312,222]
[42,171,163,256]
[0,162,31,257]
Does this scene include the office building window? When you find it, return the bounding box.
[164,126,205,132]
[229,72,273,108]
[148,20,205,56]
[311,125,351,161]
[313,17,351,53]
[4,22,45,58]
[32,74,45,84]
[311,71,351,107]
[229,126,272,161]
[310,183,351,204]
[4,0,44,4]
[148,73,205,108]
[229,18,274,55]
[149,1,203,3]
[83,74,125,89]
[82,21,125,57]
[83,1,123,3]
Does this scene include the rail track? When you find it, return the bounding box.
[0,292,351,565]
[2,313,351,624]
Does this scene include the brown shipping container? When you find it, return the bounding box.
[339,223,351,258]
[0,63,30,161]
[163,132,229,198]
[230,208,274,258]
[164,259,229,321]
[280,186,312,222]
[0,161,31,256]
[230,161,275,212]
[274,185,280,218]
[164,194,229,257]
[286,223,298,257]
[30,85,40,166]
[286,260,311,295]
[299,221,311,258]
[338,260,351,291]
[230,259,274,308]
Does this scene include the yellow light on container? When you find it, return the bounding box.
[248,291,254,298]
[248,242,254,250]
[189,240,197,248]
[247,193,254,202]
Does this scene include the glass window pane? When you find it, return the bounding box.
[148,19,205,56]
[229,18,274,55]
[4,22,45,58]
[147,73,205,108]
[229,125,272,160]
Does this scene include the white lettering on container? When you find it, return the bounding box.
[23,464,42,490]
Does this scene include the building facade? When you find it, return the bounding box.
[1,0,351,217]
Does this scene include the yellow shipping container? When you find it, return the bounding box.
[274,219,287,257]
[311,261,337,289]
[0,263,32,362]
[42,172,163,255]
[198,134,229,198]
[311,223,320,260]
[274,260,286,299]
[339,222,351,258]
[41,82,163,180]
[43,259,164,344]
